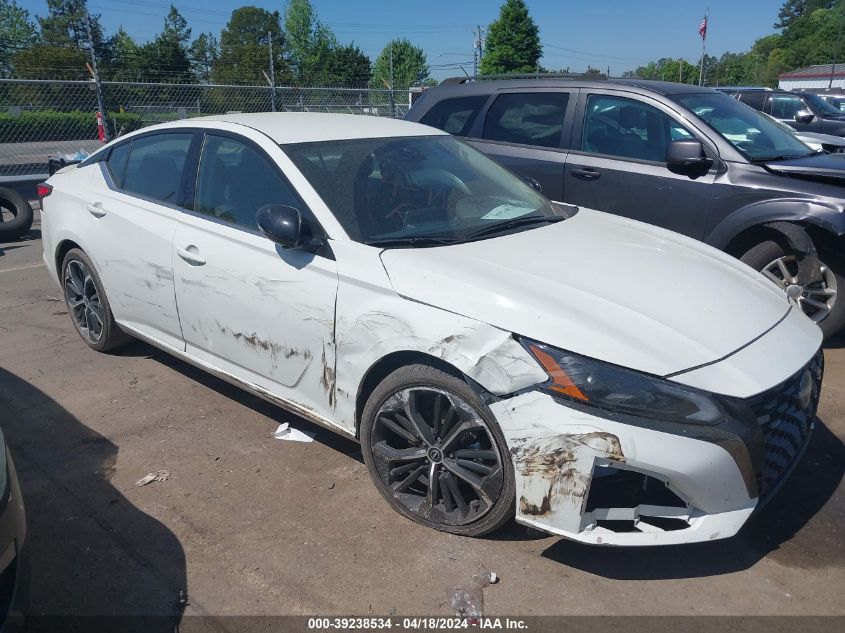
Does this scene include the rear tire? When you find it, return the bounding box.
[741,240,844,339]
[360,364,515,537]
[0,187,34,241]
[61,248,131,352]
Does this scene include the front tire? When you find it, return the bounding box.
[61,248,130,352]
[741,240,843,339]
[360,364,515,537]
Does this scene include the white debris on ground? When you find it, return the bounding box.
[447,565,499,621]
[273,422,316,443]
[135,469,171,487]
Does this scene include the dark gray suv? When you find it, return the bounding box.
[405,78,845,337]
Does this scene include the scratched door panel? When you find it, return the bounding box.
[85,166,184,350]
[172,218,339,418]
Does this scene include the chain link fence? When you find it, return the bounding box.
[0,79,409,180]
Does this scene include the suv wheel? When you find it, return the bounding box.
[742,240,844,338]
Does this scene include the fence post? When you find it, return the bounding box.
[268,31,276,112]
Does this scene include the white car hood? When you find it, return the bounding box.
[379,209,792,377]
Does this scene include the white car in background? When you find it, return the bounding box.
[39,113,823,545]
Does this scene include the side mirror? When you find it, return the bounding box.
[794,109,815,124]
[256,204,304,248]
[666,139,713,177]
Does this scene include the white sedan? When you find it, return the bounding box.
[39,113,823,545]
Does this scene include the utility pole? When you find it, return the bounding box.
[698,9,708,86]
[83,10,108,142]
[389,42,395,118]
[679,59,683,83]
[830,1,845,89]
[473,26,485,78]
[268,31,276,112]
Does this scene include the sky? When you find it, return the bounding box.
[18,0,785,79]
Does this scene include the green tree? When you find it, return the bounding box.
[214,6,286,85]
[324,43,371,87]
[104,27,142,81]
[775,0,834,28]
[479,0,542,75]
[0,0,38,76]
[190,32,219,83]
[12,44,87,79]
[371,38,428,91]
[136,6,192,83]
[38,0,105,50]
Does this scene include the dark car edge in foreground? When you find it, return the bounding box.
[0,430,28,632]
[406,78,845,338]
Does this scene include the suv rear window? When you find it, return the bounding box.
[482,92,568,148]
[418,95,488,136]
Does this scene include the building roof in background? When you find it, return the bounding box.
[779,64,845,79]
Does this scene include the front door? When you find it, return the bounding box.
[172,133,339,418]
[564,91,717,239]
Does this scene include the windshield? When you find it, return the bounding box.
[803,93,845,117]
[673,92,814,161]
[283,135,563,245]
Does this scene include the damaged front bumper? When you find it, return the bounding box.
[488,350,823,546]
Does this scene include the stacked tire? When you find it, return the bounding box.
[0,187,34,241]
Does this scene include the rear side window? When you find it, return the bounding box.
[482,92,569,148]
[106,142,131,187]
[419,95,488,136]
[738,92,766,110]
[122,133,194,204]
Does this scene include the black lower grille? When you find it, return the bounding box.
[747,350,824,496]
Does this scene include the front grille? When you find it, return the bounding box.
[747,350,824,497]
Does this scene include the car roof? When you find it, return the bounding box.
[150,112,446,144]
[431,78,721,97]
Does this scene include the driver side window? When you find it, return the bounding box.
[194,135,301,230]
[582,94,691,162]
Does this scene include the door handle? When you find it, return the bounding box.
[571,167,601,180]
[87,202,106,217]
[177,246,206,266]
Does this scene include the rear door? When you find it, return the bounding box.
[172,131,339,418]
[463,89,576,201]
[86,131,198,349]
[564,90,718,239]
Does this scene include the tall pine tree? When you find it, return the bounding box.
[479,0,542,76]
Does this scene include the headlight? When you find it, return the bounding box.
[523,339,728,425]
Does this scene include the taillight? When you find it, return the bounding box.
[37,183,53,200]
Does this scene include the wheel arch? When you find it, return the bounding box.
[707,198,845,254]
[354,350,465,439]
[55,238,84,275]
[723,220,842,260]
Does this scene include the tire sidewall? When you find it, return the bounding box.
[0,188,34,240]
[61,248,125,352]
[360,363,516,537]
[741,240,845,338]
